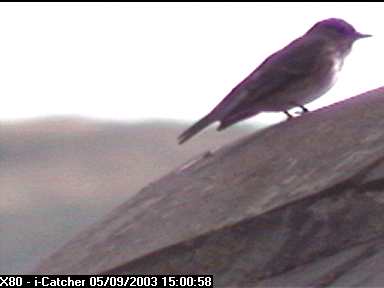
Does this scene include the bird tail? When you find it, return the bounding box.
[178,114,216,145]
[217,110,260,131]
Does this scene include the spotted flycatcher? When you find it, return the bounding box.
[178,18,370,144]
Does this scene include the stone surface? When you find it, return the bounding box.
[35,87,384,287]
[1,119,252,274]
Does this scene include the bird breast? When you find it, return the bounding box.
[330,56,343,85]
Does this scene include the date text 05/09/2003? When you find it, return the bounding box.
[0,275,214,288]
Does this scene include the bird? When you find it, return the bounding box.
[178,18,371,144]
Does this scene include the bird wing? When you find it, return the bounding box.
[211,36,332,118]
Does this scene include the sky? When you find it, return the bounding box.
[0,2,382,125]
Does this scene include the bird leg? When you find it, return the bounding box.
[294,105,309,116]
[299,105,309,113]
[284,103,308,119]
[284,110,294,119]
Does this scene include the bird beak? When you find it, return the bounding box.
[355,32,372,39]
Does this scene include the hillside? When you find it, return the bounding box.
[0,118,255,274]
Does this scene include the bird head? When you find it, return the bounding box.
[306,18,371,54]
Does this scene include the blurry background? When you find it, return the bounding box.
[0,118,253,274]
[0,2,382,274]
